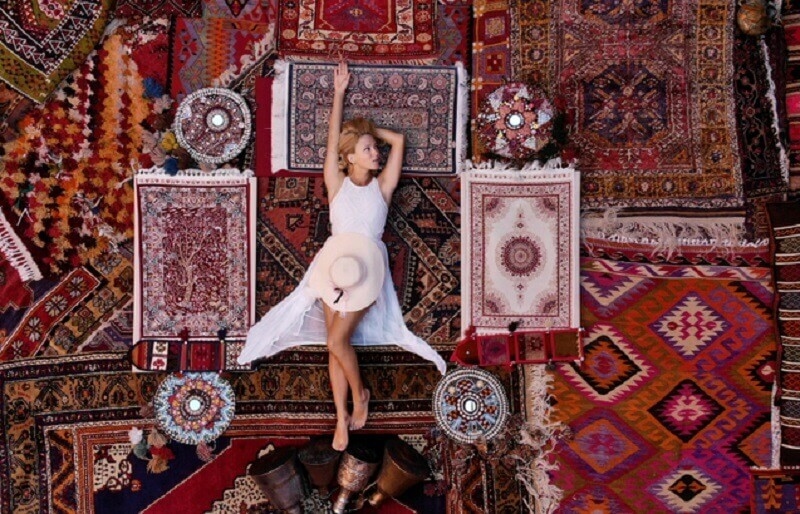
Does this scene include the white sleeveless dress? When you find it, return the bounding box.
[237,177,447,374]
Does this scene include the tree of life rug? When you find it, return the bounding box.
[461,165,580,334]
[551,257,776,512]
[276,0,438,61]
[133,169,256,359]
[0,0,115,103]
[271,61,469,176]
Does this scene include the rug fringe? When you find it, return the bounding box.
[760,37,791,185]
[0,208,42,282]
[136,166,253,177]
[466,158,569,171]
[774,383,782,469]
[581,208,767,260]
[514,366,565,514]
[270,60,289,173]
[456,62,469,174]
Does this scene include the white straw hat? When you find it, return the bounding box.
[309,233,385,312]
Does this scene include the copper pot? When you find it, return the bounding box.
[331,443,381,514]
[298,436,341,496]
[367,438,430,507]
[248,447,306,514]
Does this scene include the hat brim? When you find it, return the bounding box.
[309,233,385,312]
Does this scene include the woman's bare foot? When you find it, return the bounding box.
[332,416,350,451]
[350,388,370,430]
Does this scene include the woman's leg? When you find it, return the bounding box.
[324,305,352,451]
[323,304,369,450]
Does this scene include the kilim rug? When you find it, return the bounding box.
[551,257,776,512]
[510,0,743,211]
[202,0,274,23]
[113,0,202,20]
[256,175,461,347]
[751,468,800,513]
[785,1,800,191]
[0,352,454,513]
[277,0,438,61]
[169,16,275,101]
[461,165,580,334]
[0,0,115,103]
[133,169,256,355]
[0,20,163,276]
[766,201,800,466]
[271,61,469,175]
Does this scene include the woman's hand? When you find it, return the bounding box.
[333,61,350,94]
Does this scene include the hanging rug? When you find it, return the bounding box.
[153,372,236,445]
[433,368,510,444]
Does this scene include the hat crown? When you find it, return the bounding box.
[329,255,364,290]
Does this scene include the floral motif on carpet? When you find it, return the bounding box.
[0,0,115,103]
[510,0,743,211]
[277,0,437,61]
[461,166,580,333]
[134,170,256,344]
[0,21,164,276]
[271,61,468,175]
[169,16,275,101]
[0,352,457,513]
[256,175,460,347]
[766,201,800,466]
[552,257,776,511]
[751,469,800,514]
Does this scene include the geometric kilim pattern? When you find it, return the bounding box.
[552,257,776,512]
[510,0,744,210]
[751,469,800,514]
[767,201,800,466]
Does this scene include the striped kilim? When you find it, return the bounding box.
[552,257,776,512]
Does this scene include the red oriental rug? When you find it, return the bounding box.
[784,1,800,190]
[277,0,438,61]
[0,0,115,103]
[551,257,776,512]
[133,170,256,355]
[271,61,468,176]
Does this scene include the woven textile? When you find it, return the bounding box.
[277,0,437,61]
[785,3,800,190]
[751,469,800,514]
[170,17,274,101]
[461,166,580,333]
[552,257,776,512]
[0,352,449,513]
[511,0,743,212]
[202,0,274,23]
[113,0,201,19]
[766,201,800,466]
[0,0,115,103]
[133,170,256,345]
[271,61,468,175]
[256,176,461,346]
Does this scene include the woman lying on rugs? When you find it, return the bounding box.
[237,61,447,451]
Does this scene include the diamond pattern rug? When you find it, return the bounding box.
[552,257,776,512]
[271,61,468,176]
[277,0,437,61]
[0,0,115,103]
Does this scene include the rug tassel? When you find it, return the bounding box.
[197,440,215,462]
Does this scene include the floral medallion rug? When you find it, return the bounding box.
[461,165,581,333]
[0,352,454,513]
[277,0,437,61]
[133,169,256,355]
[551,257,776,512]
[0,0,115,103]
[270,61,469,176]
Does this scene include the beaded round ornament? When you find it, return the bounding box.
[476,82,556,161]
[433,368,510,444]
[174,88,252,164]
[153,372,235,445]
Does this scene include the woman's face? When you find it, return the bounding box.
[348,134,380,171]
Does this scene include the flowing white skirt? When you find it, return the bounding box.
[237,243,447,374]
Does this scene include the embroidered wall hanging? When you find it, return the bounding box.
[461,164,580,333]
[277,0,437,61]
[0,0,115,103]
[271,61,468,175]
[133,168,256,349]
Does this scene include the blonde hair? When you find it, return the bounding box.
[338,117,378,173]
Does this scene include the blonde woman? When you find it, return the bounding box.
[238,62,446,450]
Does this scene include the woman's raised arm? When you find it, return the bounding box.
[323,61,350,201]
[375,127,405,204]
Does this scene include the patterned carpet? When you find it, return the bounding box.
[551,257,776,512]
